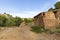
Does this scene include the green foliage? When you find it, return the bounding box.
[54,29,60,33]
[0,15,7,26]
[48,8,54,11]
[31,26,43,33]
[0,13,23,27]
[48,2,60,11]
[55,2,60,9]
[54,25,60,33]
[14,16,23,26]
[24,18,33,23]
[44,25,60,34]
[44,29,54,34]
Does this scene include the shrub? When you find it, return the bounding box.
[55,1,60,9]
[44,29,54,34]
[0,13,23,27]
[48,8,54,11]
[54,29,60,33]
[31,26,44,33]
[24,18,34,24]
[54,25,60,34]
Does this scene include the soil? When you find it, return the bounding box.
[0,25,60,40]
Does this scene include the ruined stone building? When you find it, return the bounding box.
[34,9,60,29]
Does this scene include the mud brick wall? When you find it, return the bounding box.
[34,10,60,29]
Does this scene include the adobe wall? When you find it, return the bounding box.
[43,11,58,29]
[54,9,60,20]
[34,12,44,27]
[34,10,60,29]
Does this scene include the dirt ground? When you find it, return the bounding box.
[0,26,60,40]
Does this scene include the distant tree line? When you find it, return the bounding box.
[24,18,34,24]
[0,13,34,27]
[0,13,23,27]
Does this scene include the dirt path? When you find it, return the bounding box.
[0,26,60,40]
[0,26,38,40]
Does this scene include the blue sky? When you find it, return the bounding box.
[0,0,59,18]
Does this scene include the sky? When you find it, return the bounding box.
[0,0,60,18]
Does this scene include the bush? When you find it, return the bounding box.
[24,18,33,24]
[48,8,54,11]
[55,29,60,33]
[44,29,54,34]
[13,17,23,26]
[0,13,23,27]
[31,26,60,34]
[31,26,44,33]
[55,2,60,9]
[54,25,60,34]
[48,25,60,34]
[0,15,7,27]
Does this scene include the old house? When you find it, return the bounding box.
[34,9,60,29]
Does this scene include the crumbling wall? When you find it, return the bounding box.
[34,10,60,29]
[43,11,58,29]
[34,12,44,27]
[54,9,60,26]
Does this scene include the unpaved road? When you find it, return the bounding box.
[0,26,60,40]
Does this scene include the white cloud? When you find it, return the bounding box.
[10,10,41,18]
[57,0,60,1]
[0,6,42,18]
[0,7,41,18]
